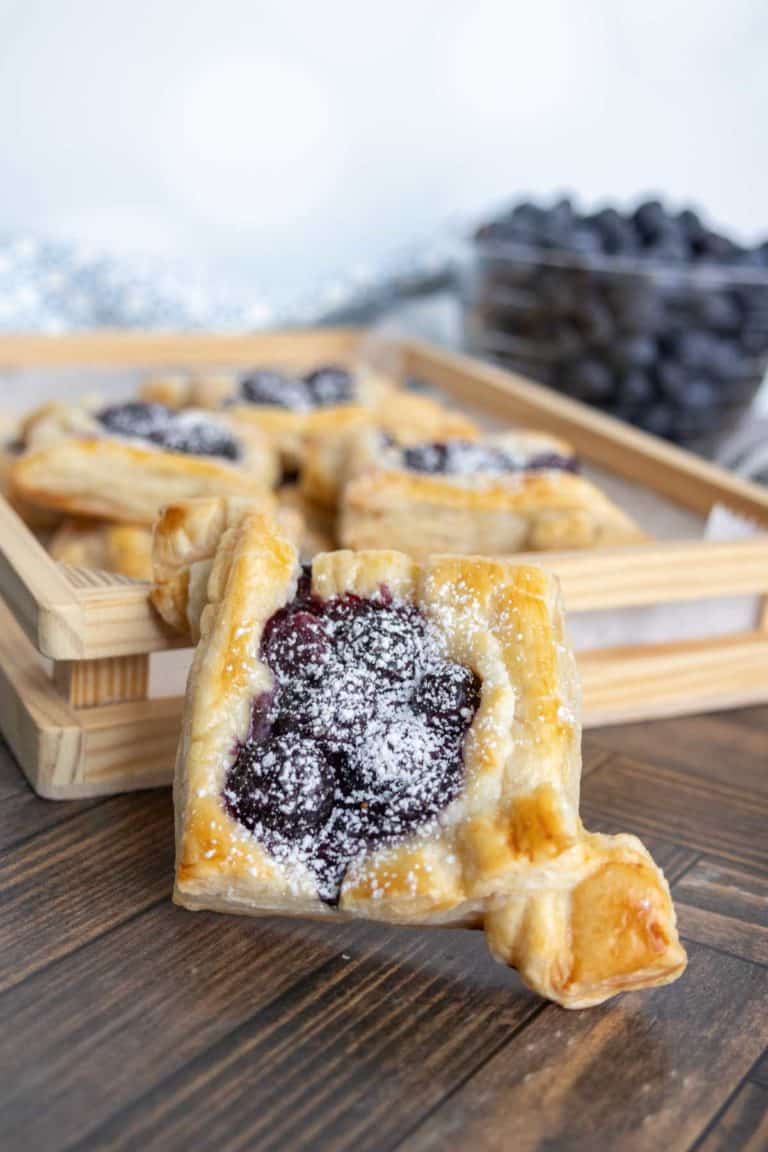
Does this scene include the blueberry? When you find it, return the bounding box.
[97,402,240,460]
[670,330,717,370]
[240,369,309,410]
[641,404,675,438]
[632,199,667,244]
[618,369,655,405]
[567,359,615,403]
[611,335,656,370]
[683,377,720,408]
[225,731,335,839]
[655,359,689,401]
[261,609,331,684]
[576,298,614,343]
[342,716,462,833]
[340,602,429,683]
[741,327,768,356]
[693,291,741,332]
[413,664,481,729]
[304,365,354,407]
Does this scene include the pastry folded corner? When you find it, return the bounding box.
[151,495,302,640]
[484,832,687,1008]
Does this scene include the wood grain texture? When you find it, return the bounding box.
[694,1081,768,1152]
[581,753,768,871]
[587,709,768,798]
[513,538,768,611]
[674,858,768,967]
[579,633,768,727]
[0,328,365,367]
[0,706,766,1151]
[0,790,173,993]
[398,944,768,1152]
[74,930,540,1152]
[0,495,84,657]
[54,653,149,708]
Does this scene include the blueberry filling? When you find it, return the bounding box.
[400,439,580,476]
[238,364,354,411]
[240,370,311,411]
[97,402,240,461]
[223,573,481,904]
[303,365,354,407]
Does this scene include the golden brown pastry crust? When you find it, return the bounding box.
[339,430,645,557]
[300,394,480,510]
[166,513,685,1008]
[140,375,236,409]
[142,369,397,474]
[9,401,278,525]
[152,495,302,639]
[276,484,337,557]
[49,519,154,581]
[0,412,63,531]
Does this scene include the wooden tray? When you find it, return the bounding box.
[1,329,767,798]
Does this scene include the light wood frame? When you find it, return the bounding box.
[1,329,767,798]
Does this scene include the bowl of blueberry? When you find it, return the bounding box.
[463,198,768,446]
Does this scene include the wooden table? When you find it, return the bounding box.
[1,707,766,1151]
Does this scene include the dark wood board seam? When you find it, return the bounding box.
[687,1050,768,1151]
[388,1001,550,1152]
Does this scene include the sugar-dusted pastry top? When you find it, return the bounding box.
[162,509,686,1008]
[398,438,579,477]
[339,427,645,557]
[97,402,242,460]
[241,365,356,410]
[9,399,278,525]
[225,567,481,904]
[141,363,386,414]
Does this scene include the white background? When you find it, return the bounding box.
[1,0,766,304]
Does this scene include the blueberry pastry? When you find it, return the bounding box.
[141,366,477,488]
[0,411,62,531]
[49,519,155,581]
[300,393,479,511]
[10,400,279,524]
[159,509,685,1008]
[141,364,394,475]
[340,428,644,557]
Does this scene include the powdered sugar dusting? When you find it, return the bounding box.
[223,570,481,904]
[239,364,354,411]
[399,439,579,477]
[98,401,240,460]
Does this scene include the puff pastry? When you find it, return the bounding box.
[160,509,685,1008]
[141,364,395,474]
[10,400,278,525]
[0,412,62,531]
[49,519,154,581]
[300,393,479,511]
[276,484,337,557]
[340,429,645,557]
[152,495,302,639]
[141,366,478,489]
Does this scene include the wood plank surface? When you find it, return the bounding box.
[0,704,766,1152]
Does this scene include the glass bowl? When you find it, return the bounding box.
[463,238,768,448]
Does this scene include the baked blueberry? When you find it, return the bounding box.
[304,365,354,407]
[240,369,310,410]
[224,581,481,903]
[97,402,240,460]
[225,731,335,839]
